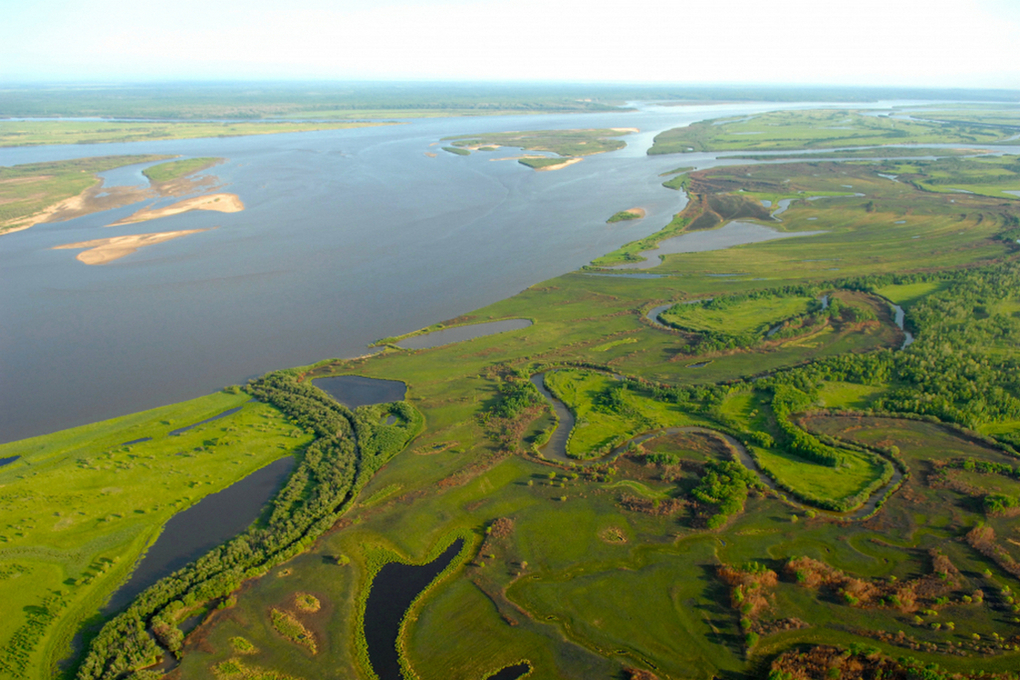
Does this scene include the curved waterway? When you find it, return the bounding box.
[395,319,532,350]
[889,302,915,349]
[364,538,464,680]
[104,455,295,613]
[529,373,901,519]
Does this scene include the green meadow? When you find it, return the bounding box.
[442,129,631,157]
[648,109,1017,155]
[0,120,392,148]
[9,108,1020,680]
[0,392,312,679]
[141,157,222,184]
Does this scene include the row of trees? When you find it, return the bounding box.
[77,372,421,680]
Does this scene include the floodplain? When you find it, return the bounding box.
[5,102,1020,680]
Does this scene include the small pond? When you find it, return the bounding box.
[169,405,246,435]
[396,319,533,350]
[487,663,532,680]
[364,538,464,680]
[610,221,825,270]
[104,455,295,613]
[313,375,407,408]
[0,456,20,468]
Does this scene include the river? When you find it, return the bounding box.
[0,99,986,442]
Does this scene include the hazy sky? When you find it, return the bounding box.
[3,0,1020,87]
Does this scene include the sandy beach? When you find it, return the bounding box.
[111,193,244,226]
[53,229,211,264]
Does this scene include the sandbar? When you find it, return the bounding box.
[53,229,210,265]
[611,127,639,133]
[625,207,647,218]
[535,158,583,172]
[111,193,243,226]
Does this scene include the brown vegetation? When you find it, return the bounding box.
[785,551,963,611]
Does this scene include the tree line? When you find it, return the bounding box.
[76,371,421,680]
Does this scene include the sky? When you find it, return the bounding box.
[3,0,1020,88]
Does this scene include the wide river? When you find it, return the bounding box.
[0,100,957,442]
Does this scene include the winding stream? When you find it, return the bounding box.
[529,372,902,519]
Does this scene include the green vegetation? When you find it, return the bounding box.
[543,370,694,458]
[0,391,312,680]
[269,609,316,654]
[0,155,171,235]
[141,158,221,184]
[441,146,470,156]
[516,157,571,170]
[661,292,816,333]
[649,109,1018,155]
[606,210,642,223]
[73,372,422,680]
[443,129,631,158]
[12,106,1020,679]
[0,121,392,148]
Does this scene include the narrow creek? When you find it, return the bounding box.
[529,372,901,520]
[364,538,464,680]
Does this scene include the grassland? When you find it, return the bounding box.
[0,120,393,148]
[442,129,631,158]
[660,295,815,333]
[0,155,171,235]
[543,370,696,458]
[0,391,312,680]
[12,108,1020,680]
[648,109,1017,155]
[142,158,221,184]
[606,210,644,223]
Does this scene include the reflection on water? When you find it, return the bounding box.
[104,455,295,613]
[314,375,406,408]
[364,539,464,680]
[610,221,825,270]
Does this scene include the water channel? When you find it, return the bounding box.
[364,538,464,680]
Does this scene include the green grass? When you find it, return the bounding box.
[753,445,888,505]
[543,370,693,458]
[141,157,221,184]
[0,155,172,234]
[0,120,393,148]
[441,146,470,156]
[648,109,1016,155]
[815,381,886,410]
[874,281,951,309]
[607,210,643,223]
[517,157,571,169]
[443,129,630,158]
[0,391,312,680]
[12,110,1020,680]
[660,296,815,334]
